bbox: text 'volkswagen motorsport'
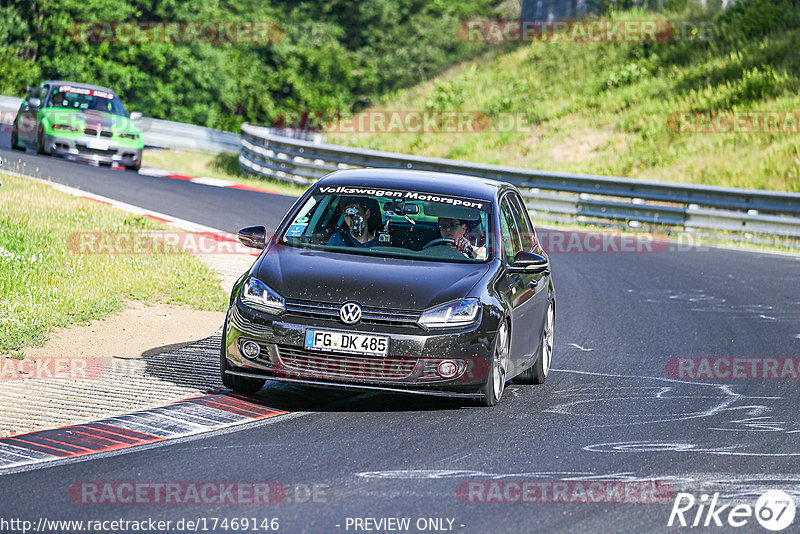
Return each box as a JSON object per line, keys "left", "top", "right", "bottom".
{"left": 222, "top": 169, "right": 555, "bottom": 406}
{"left": 10, "top": 80, "right": 144, "bottom": 170}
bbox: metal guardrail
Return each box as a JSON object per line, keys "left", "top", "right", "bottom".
{"left": 135, "top": 117, "right": 239, "bottom": 153}
{"left": 240, "top": 122, "right": 800, "bottom": 238}
{"left": 0, "top": 95, "right": 240, "bottom": 153}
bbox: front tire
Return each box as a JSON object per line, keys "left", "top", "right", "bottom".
{"left": 10, "top": 126, "right": 23, "bottom": 151}
{"left": 36, "top": 126, "right": 46, "bottom": 155}
{"left": 475, "top": 320, "right": 510, "bottom": 407}
{"left": 220, "top": 319, "right": 266, "bottom": 395}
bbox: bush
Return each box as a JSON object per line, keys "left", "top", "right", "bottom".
{"left": 1, "top": 0, "right": 499, "bottom": 130}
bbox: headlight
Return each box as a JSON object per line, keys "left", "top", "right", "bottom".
{"left": 51, "top": 124, "right": 78, "bottom": 132}
{"left": 119, "top": 133, "right": 139, "bottom": 140}
{"left": 418, "top": 298, "right": 480, "bottom": 329}
{"left": 241, "top": 277, "right": 285, "bottom": 314}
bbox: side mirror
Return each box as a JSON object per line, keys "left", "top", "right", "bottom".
{"left": 238, "top": 225, "right": 268, "bottom": 249}
{"left": 28, "top": 98, "right": 41, "bottom": 109}
{"left": 129, "top": 111, "right": 143, "bottom": 121}
{"left": 509, "top": 251, "right": 549, "bottom": 273}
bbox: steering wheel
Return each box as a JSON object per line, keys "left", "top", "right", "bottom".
{"left": 422, "top": 237, "right": 454, "bottom": 249}
{"left": 422, "top": 237, "right": 476, "bottom": 258}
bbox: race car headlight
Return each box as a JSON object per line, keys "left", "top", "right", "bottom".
{"left": 119, "top": 133, "right": 139, "bottom": 140}
{"left": 418, "top": 298, "right": 480, "bottom": 329}
{"left": 51, "top": 124, "right": 78, "bottom": 132}
{"left": 241, "top": 277, "right": 285, "bottom": 314}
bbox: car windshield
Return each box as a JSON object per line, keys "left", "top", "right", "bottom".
{"left": 281, "top": 186, "right": 493, "bottom": 263}
{"left": 48, "top": 86, "right": 129, "bottom": 117}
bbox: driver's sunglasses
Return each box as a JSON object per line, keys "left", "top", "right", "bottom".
{"left": 438, "top": 222, "right": 463, "bottom": 230}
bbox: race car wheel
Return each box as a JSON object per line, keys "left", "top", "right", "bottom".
{"left": 517, "top": 298, "right": 554, "bottom": 384}
{"left": 476, "top": 320, "right": 509, "bottom": 407}
{"left": 220, "top": 319, "right": 266, "bottom": 395}
{"left": 10, "top": 127, "right": 23, "bottom": 151}
{"left": 35, "top": 126, "right": 46, "bottom": 155}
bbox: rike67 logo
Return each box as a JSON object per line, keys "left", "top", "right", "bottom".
{"left": 668, "top": 490, "right": 796, "bottom": 531}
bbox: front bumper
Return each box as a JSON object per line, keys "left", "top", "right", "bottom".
{"left": 45, "top": 133, "right": 142, "bottom": 167}
{"left": 225, "top": 371, "right": 486, "bottom": 399}
{"left": 224, "top": 300, "right": 494, "bottom": 394}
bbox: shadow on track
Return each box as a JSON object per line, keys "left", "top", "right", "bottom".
{"left": 137, "top": 335, "right": 467, "bottom": 414}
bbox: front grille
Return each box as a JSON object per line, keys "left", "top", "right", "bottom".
{"left": 276, "top": 345, "right": 417, "bottom": 380}
{"left": 83, "top": 128, "right": 112, "bottom": 137}
{"left": 284, "top": 299, "right": 420, "bottom": 327}
{"left": 79, "top": 146, "right": 114, "bottom": 155}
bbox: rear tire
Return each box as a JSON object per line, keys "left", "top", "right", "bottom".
{"left": 475, "top": 320, "right": 509, "bottom": 407}
{"left": 220, "top": 319, "right": 266, "bottom": 395}
{"left": 517, "top": 299, "right": 554, "bottom": 384}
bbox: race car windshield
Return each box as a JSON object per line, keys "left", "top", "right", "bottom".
{"left": 49, "top": 88, "right": 129, "bottom": 117}
{"left": 281, "top": 189, "right": 493, "bottom": 263}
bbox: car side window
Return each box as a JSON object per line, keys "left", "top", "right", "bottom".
{"left": 508, "top": 193, "right": 538, "bottom": 252}
{"left": 499, "top": 197, "right": 523, "bottom": 265}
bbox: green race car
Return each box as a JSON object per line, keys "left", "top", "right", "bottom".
{"left": 11, "top": 80, "right": 144, "bottom": 171}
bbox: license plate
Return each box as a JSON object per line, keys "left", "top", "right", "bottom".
{"left": 86, "top": 140, "right": 109, "bottom": 150}
{"left": 304, "top": 329, "right": 389, "bottom": 356}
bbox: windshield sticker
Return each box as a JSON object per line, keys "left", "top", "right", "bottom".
{"left": 317, "top": 186, "right": 486, "bottom": 209}
{"left": 294, "top": 216, "right": 309, "bottom": 224}
{"left": 286, "top": 224, "right": 307, "bottom": 237}
{"left": 59, "top": 86, "right": 114, "bottom": 99}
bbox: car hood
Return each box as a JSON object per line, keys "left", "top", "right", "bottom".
{"left": 254, "top": 244, "right": 490, "bottom": 311}
{"left": 40, "top": 108, "right": 140, "bottom": 134}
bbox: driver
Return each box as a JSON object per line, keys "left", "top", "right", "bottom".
{"left": 437, "top": 217, "right": 485, "bottom": 259}
{"left": 327, "top": 197, "right": 383, "bottom": 248}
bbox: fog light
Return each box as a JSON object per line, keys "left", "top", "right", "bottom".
{"left": 437, "top": 360, "right": 459, "bottom": 378}
{"left": 241, "top": 340, "right": 261, "bottom": 359}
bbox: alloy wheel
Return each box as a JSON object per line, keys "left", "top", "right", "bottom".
{"left": 493, "top": 321, "right": 509, "bottom": 402}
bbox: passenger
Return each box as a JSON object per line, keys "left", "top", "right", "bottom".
{"left": 327, "top": 197, "right": 383, "bottom": 248}
{"left": 51, "top": 92, "right": 65, "bottom": 108}
{"left": 437, "top": 217, "right": 486, "bottom": 259}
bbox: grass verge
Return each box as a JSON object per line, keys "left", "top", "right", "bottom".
{"left": 142, "top": 149, "right": 308, "bottom": 197}
{"left": 327, "top": 2, "right": 800, "bottom": 192}
{"left": 0, "top": 171, "right": 225, "bottom": 355}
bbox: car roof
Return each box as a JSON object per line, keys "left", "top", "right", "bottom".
{"left": 316, "top": 169, "right": 510, "bottom": 201}
{"left": 43, "top": 80, "right": 118, "bottom": 95}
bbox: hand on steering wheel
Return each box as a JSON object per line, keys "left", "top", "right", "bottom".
{"left": 452, "top": 237, "right": 476, "bottom": 258}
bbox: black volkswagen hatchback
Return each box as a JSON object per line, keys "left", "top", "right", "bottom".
{"left": 222, "top": 169, "right": 555, "bottom": 406}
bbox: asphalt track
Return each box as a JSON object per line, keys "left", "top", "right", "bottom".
{"left": 1, "top": 135, "right": 800, "bottom": 533}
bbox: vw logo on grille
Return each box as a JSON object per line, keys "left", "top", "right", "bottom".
{"left": 339, "top": 302, "right": 362, "bottom": 324}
